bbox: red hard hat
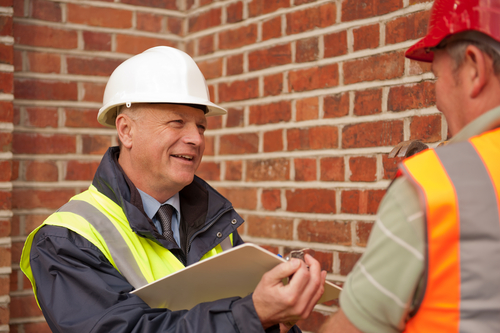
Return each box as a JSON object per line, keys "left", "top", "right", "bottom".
{"left": 405, "top": 0, "right": 500, "bottom": 62}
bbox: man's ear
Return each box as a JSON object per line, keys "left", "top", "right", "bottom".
{"left": 116, "top": 113, "right": 133, "bottom": 149}
{"left": 465, "top": 45, "right": 491, "bottom": 98}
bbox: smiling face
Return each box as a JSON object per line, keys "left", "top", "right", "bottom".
{"left": 118, "top": 103, "right": 207, "bottom": 202}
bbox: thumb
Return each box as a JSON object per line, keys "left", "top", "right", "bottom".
{"left": 266, "top": 258, "right": 302, "bottom": 281}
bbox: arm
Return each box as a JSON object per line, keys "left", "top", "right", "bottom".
{"left": 319, "top": 309, "right": 362, "bottom": 333}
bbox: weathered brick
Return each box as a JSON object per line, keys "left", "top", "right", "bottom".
{"left": 11, "top": 160, "right": 18, "bottom": 180}
{"left": 388, "top": 81, "right": 436, "bottom": 112}
{"left": 30, "top": 0, "right": 61, "bottom": 22}
{"left": 296, "top": 37, "right": 319, "bottom": 63}
{"left": 197, "top": 58, "right": 223, "bottom": 80}
{"left": 195, "top": 162, "right": 220, "bottom": 181}
{"left": 26, "top": 51, "right": 60, "bottom": 73}
{"left": 19, "top": 322, "right": 52, "bottom": 333}
{"left": 0, "top": 102, "right": 13, "bottom": 123}
{"left": 0, "top": 44, "right": 13, "bottom": 64}
{"left": 136, "top": 12, "right": 163, "bottom": 33}
{"left": 206, "top": 117, "right": 221, "bottom": 130}
{"left": 189, "top": 8, "right": 221, "bottom": 33}
{"left": 353, "top": 24, "right": 379, "bottom": 51}
{"left": 216, "top": 187, "right": 257, "bottom": 210}
{"left": 0, "top": 161, "right": 11, "bottom": 181}
{"left": 264, "top": 73, "right": 283, "bottom": 96}
{"left": 294, "top": 158, "right": 316, "bottom": 181}
{"left": 262, "top": 189, "right": 281, "bottom": 210}
{"left": 287, "top": 126, "right": 338, "bottom": 151}
{"left": 349, "top": 156, "right": 376, "bottom": 182}
{"left": 220, "top": 133, "right": 259, "bottom": 154}
{"left": 219, "top": 78, "right": 259, "bottom": 102}
{"left": 286, "top": 189, "right": 336, "bottom": 213}
{"left": 25, "top": 160, "right": 58, "bottom": 182}
{"left": 13, "top": 49, "right": 21, "bottom": 71}
{"left": 198, "top": 35, "right": 214, "bottom": 55}
{"left": 82, "top": 135, "right": 111, "bottom": 155}
{"left": 225, "top": 160, "right": 242, "bottom": 180}
{"left": 341, "top": 189, "right": 386, "bottom": 214}
{"left": 324, "top": 92, "right": 349, "bottom": 118}
{"left": 65, "top": 161, "right": 100, "bottom": 181}
{"left": 226, "top": 54, "right": 243, "bottom": 76}
{"left": 409, "top": 58, "right": 432, "bottom": 75}
{"left": 67, "top": 56, "right": 122, "bottom": 76}
{"left": 248, "top": 44, "right": 291, "bottom": 71}
{"left": 0, "top": 132, "right": 12, "bottom": 152}
{"left": 167, "top": 17, "right": 183, "bottom": 35}
{"left": 296, "top": 97, "right": 318, "bottom": 121}
{"left": 247, "top": 215, "right": 294, "bottom": 240}
{"left": 9, "top": 295, "right": 43, "bottom": 318}
{"left": 82, "top": 82, "right": 105, "bottom": 103}
{"left": 298, "top": 220, "right": 351, "bottom": 245}
{"left": 25, "top": 106, "right": 58, "bottom": 129}
{"left": 338, "top": 251, "right": 362, "bottom": 275}
{"left": 386, "top": 10, "right": 430, "bottom": 45}
{"left": 342, "top": 120, "right": 404, "bottom": 148}
{"left": 0, "top": 191, "right": 11, "bottom": 209}
{"left": 14, "top": 23, "right": 78, "bottom": 49}
{"left": 13, "top": 133, "right": 76, "bottom": 154}
{"left": 246, "top": 159, "right": 290, "bottom": 181}
{"left": 25, "top": 215, "right": 49, "bottom": 234}
{"left": 64, "top": 108, "right": 101, "bottom": 128}
{"left": 121, "top": 0, "right": 177, "bottom": 9}
{"left": 226, "top": 107, "right": 244, "bottom": 127}
{"left": 115, "top": 35, "right": 176, "bottom": 55}
{"left": 0, "top": 16, "right": 12, "bottom": 36}
{"left": 262, "top": 16, "right": 281, "bottom": 41}
{"left": 0, "top": 72, "right": 13, "bottom": 93}
{"left": 286, "top": 3, "right": 336, "bottom": 35}
{"left": 67, "top": 4, "right": 132, "bottom": 28}
{"left": 289, "top": 63, "right": 338, "bottom": 92}
{"left": 249, "top": 101, "right": 291, "bottom": 125}
{"left": 324, "top": 31, "right": 347, "bottom": 58}
{"left": 382, "top": 154, "right": 404, "bottom": 180}
{"left": 219, "top": 24, "right": 257, "bottom": 50}
{"left": 410, "top": 114, "right": 442, "bottom": 143}
{"left": 14, "top": 79, "right": 78, "bottom": 101}
{"left": 344, "top": 52, "right": 405, "bottom": 84}
{"left": 342, "top": 0, "right": 402, "bottom": 21}
{"left": 320, "top": 157, "right": 345, "bottom": 181}
{"left": 263, "top": 129, "right": 283, "bottom": 152}
{"left": 356, "top": 221, "right": 374, "bottom": 247}
{"left": 227, "top": 1, "right": 243, "bottom": 23}
{"left": 249, "top": 0, "right": 290, "bottom": 17}
{"left": 204, "top": 136, "right": 214, "bottom": 156}
{"left": 354, "top": 89, "right": 382, "bottom": 116}
{"left": 12, "top": 189, "right": 75, "bottom": 209}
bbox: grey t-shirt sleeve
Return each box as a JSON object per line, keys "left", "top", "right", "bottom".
{"left": 339, "top": 176, "right": 426, "bottom": 333}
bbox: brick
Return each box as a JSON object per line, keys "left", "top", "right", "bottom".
{"left": 294, "top": 0, "right": 316, "bottom": 4}
{"left": 226, "top": 107, "right": 244, "bottom": 127}
{"left": 262, "top": 16, "right": 281, "bottom": 41}
{"left": 264, "top": 73, "right": 283, "bottom": 96}
{"left": 220, "top": 133, "right": 259, "bottom": 154}
{"left": 296, "top": 97, "right": 318, "bottom": 121}
{"left": 12, "top": 189, "right": 74, "bottom": 209}
{"left": 246, "top": 159, "right": 290, "bottom": 181}
{"left": 0, "top": 161, "right": 11, "bottom": 181}
{"left": 410, "top": 114, "right": 442, "bottom": 143}
{"left": 82, "top": 82, "right": 105, "bottom": 103}
{"left": 219, "top": 78, "right": 259, "bottom": 102}
{"left": 67, "top": 4, "right": 132, "bottom": 28}
{"left": 25, "top": 161, "right": 58, "bottom": 182}
{"left": 205, "top": 118, "right": 220, "bottom": 132}
{"left": 356, "top": 221, "right": 374, "bottom": 247}
{"left": 249, "top": 0, "right": 290, "bottom": 17}
{"left": 13, "top": 49, "right": 21, "bottom": 71}
{"left": 67, "top": 56, "right": 123, "bottom": 76}
{"left": 341, "top": 189, "right": 386, "bottom": 214}
{"left": 349, "top": 156, "right": 376, "bottom": 182}
{"left": 82, "top": 135, "right": 111, "bottom": 155}
{"left": 263, "top": 129, "right": 283, "bottom": 152}
{"left": 204, "top": 136, "right": 214, "bottom": 156}
{"left": 13, "top": 133, "right": 76, "bottom": 154}
{"left": 198, "top": 35, "right": 214, "bottom": 55}
{"left": 0, "top": 72, "right": 13, "bottom": 93}
{"left": 388, "top": 81, "right": 436, "bottom": 112}
{"left": 296, "top": 37, "right": 319, "bottom": 63}
{"left": 386, "top": 10, "right": 429, "bottom": 45}
{"left": 136, "top": 12, "right": 163, "bottom": 33}
{"left": 198, "top": 58, "right": 223, "bottom": 80}
{"left": 0, "top": 44, "right": 13, "bottom": 64}
{"left": 115, "top": 35, "right": 176, "bottom": 55}
{"left": 324, "top": 31, "right": 348, "bottom": 58}
{"left": 167, "top": 17, "right": 183, "bottom": 35}
{"left": 320, "top": 157, "right": 344, "bottom": 181}
{"left": 286, "top": 189, "right": 336, "bottom": 213}
{"left": 20, "top": 322, "right": 52, "bottom": 333}
{"left": 339, "top": 252, "right": 362, "bottom": 275}
{"left": 249, "top": 101, "right": 291, "bottom": 125}
{"left": 247, "top": 215, "right": 293, "bottom": 240}
{"left": 0, "top": 102, "right": 13, "bottom": 122}
{"left": 225, "top": 160, "right": 242, "bottom": 180}
{"left": 13, "top": 0, "right": 23, "bottom": 17}
{"left": 248, "top": 44, "right": 291, "bottom": 71}
{"left": 324, "top": 92, "right": 349, "bottom": 118}
{"left": 219, "top": 24, "right": 257, "bottom": 50}
{"left": 286, "top": 3, "right": 336, "bottom": 35}
{"left": 287, "top": 126, "right": 338, "bottom": 151}
{"left": 26, "top": 51, "right": 60, "bottom": 73}
{"left": 409, "top": 59, "right": 432, "bottom": 75}
{"left": 382, "top": 154, "right": 404, "bottom": 180}
{"left": 30, "top": 0, "right": 61, "bottom": 22}
{"left": 294, "top": 158, "right": 316, "bottom": 181}
{"left": 342, "top": 0, "right": 402, "bottom": 22}
{"left": 196, "top": 162, "right": 220, "bottom": 181}
{"left": 25, "top": 214, "right": 49, "bottom": 234}
{"left": 226, "top": 54, "right": 243, "bottom": 76}
{"left": 11, "top": 160, "right": 18, "bottom": 180}
{"left": 296, "top": 311, "right": 330, "bottom": 333}
{"left": 121, "top": 0, "right": 177, "bottom": 9}
{"left": 0, "top": 275, "right": 8, "bottom": 294}
{"left": 0, "top": 191, "right": 11, "bottom": 209}
{"left": 344, "top": 52, "right": 405, "bottom": 84}
{"left": 298, "top": 220, "right": 351, "bottom": 245}
{"left": 354, "top": 89, "right": 382, "bottom": 116}
{"left": 289, "top": 63, "right": 338, "bottom": 92}
{"left": 14, "top": 23, "right": 78, "bottom": 49}
{"left": 10, "top": 295, "right": 43, "bottom": 318}
{"left": 353, "top": 24, "right": 379, "bottom": 51}
{"left": 1, "top": 0, "right": 13, "bottom": 6}
{"left": 0, "top": 132, "right": 12, "bottom": 152}
{"left": 188, "top": 8, "right": 221, "bottom": 33}
{"left": 227, "top": 1, "right": 243, "bottom": 23}
{"left": 342, "top": 120, "right": 404, "bottom": 148}
{"left": 64, "top": 108, "right": 101, "bottom": 128}
{"left": 0, "top": 246, "right": 11, "bottom": 267}
{"left": 0, "top": 16, "right": 12, "bottom": 36}
{"left": 262, "top": 189, "right": 281, "bottom": 210}
{"left": 186, "top": 0, "right": 195, "bottom": 9}
{"left": 14, "top": 79, "right": 77, "bottom": 101}
{"left": 65, "top": 161, "right": 99, "bottom": 181}
{"left": 216, "top": 187, "right": 257, "bottom": 210}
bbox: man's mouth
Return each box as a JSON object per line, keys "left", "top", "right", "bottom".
{"left": 172, "top": 154, "right": 194, "bottom": 161}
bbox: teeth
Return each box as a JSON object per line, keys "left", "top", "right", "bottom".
{"left": 174, "top": 155, "right": 193, "bottom": 160}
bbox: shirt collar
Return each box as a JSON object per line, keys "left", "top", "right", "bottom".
{"left": 137, "top": 189, "right": 181, "bottom": 220}
{"left": 450, "top": 105, "right": 500, "bottom": 143}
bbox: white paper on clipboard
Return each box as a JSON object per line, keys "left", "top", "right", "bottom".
{"left": 131, "top": 243, "right": 342, "bottom": 311}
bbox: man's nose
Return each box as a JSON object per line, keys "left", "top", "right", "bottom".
{"left": 183, "top": 123, "right": 204, "bottom": 146}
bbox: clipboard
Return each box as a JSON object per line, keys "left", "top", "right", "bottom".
{"left": 131, "top": 243, "right": 342, "bottom": 311}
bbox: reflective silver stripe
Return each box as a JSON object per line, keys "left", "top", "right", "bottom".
{"left": 220, "top": 236, "right": 232, "bottom": 251}
{"left": 436, "top": 142, "right": 500, "bottom": 332}
{"left": 57, "top": 200, "right": 149, "bottom": 289}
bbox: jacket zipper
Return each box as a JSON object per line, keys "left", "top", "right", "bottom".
{"left": 187, "top": 206, "right": 235, "bottom": 252}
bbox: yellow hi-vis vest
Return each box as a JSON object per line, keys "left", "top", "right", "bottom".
{"left": 20, "top": 184, "right": 233, "bottom": 307}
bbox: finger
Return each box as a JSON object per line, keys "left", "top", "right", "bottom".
{"left": 264, "top": 258, "right": 302, "bottom": 284}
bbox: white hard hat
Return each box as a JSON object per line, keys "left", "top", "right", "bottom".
{"left": 98, "top": 46, "right": 227, "bottom": 128}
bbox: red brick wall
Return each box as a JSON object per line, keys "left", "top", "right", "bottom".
{"left": 4, "top": 0, "right": 440, "bottom": 331}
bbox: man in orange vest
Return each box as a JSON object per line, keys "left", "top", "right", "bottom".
{"left": 320, "top": 0, "right": 500, "bottom": 332}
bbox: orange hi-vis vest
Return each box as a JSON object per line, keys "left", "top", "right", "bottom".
{"left": 400, "top": 127, "right": 500, "bottom": 332}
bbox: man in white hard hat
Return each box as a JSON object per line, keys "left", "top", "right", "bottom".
{"left": 319, "top": 0, "right": 500, "bottom": 332}
{"left": 20, "top": 46, "right": 326, "bottom": 333}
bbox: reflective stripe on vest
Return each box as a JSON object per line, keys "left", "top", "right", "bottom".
{"left": 402, "top": 128, "right": 500, "bottom": 332}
